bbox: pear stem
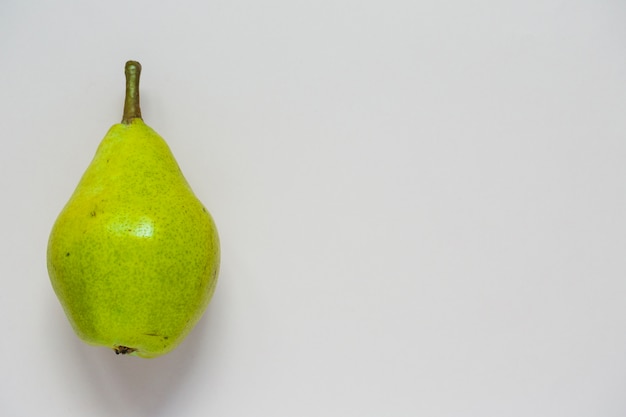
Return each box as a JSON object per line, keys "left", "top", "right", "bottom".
{"left": 122, "top": 60, "right": 142, "bottom": 124}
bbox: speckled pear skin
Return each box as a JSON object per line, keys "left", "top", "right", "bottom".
{"left": 47, "top": 118, "right": 220, "bottom": 358}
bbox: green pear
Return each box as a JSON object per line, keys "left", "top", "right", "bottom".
{"left": 47, "top": 61, "right": 220, "bottom": 358}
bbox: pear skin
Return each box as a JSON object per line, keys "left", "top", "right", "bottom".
{"left": 47, "top": 61, "right": 220, "bottom": 358}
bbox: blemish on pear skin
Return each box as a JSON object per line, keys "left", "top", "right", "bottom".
{"left": 143, "top": 333, "right": 168, "bottom": 340}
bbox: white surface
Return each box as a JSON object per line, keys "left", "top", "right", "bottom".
{"left": 1, "top": 0, "right": 626, "bottom": 415}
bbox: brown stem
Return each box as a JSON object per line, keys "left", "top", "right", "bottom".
{"left": 122, "top": 60, "right": 142, "bottom": 124}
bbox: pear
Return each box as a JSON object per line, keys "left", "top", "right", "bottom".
{"left": 47, "top": 61, "right": 220, "bottom": 358}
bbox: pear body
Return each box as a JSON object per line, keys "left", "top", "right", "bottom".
{"left": 47, "top": 119, "right": 219, "bottom": 358}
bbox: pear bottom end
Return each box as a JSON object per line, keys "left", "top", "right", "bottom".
{"left": 114, "top": 346, "right": 137, "bottom": 355}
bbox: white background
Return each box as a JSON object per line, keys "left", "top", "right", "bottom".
{"left": 1, "top": 1, "right": 626, "bottom": 416}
